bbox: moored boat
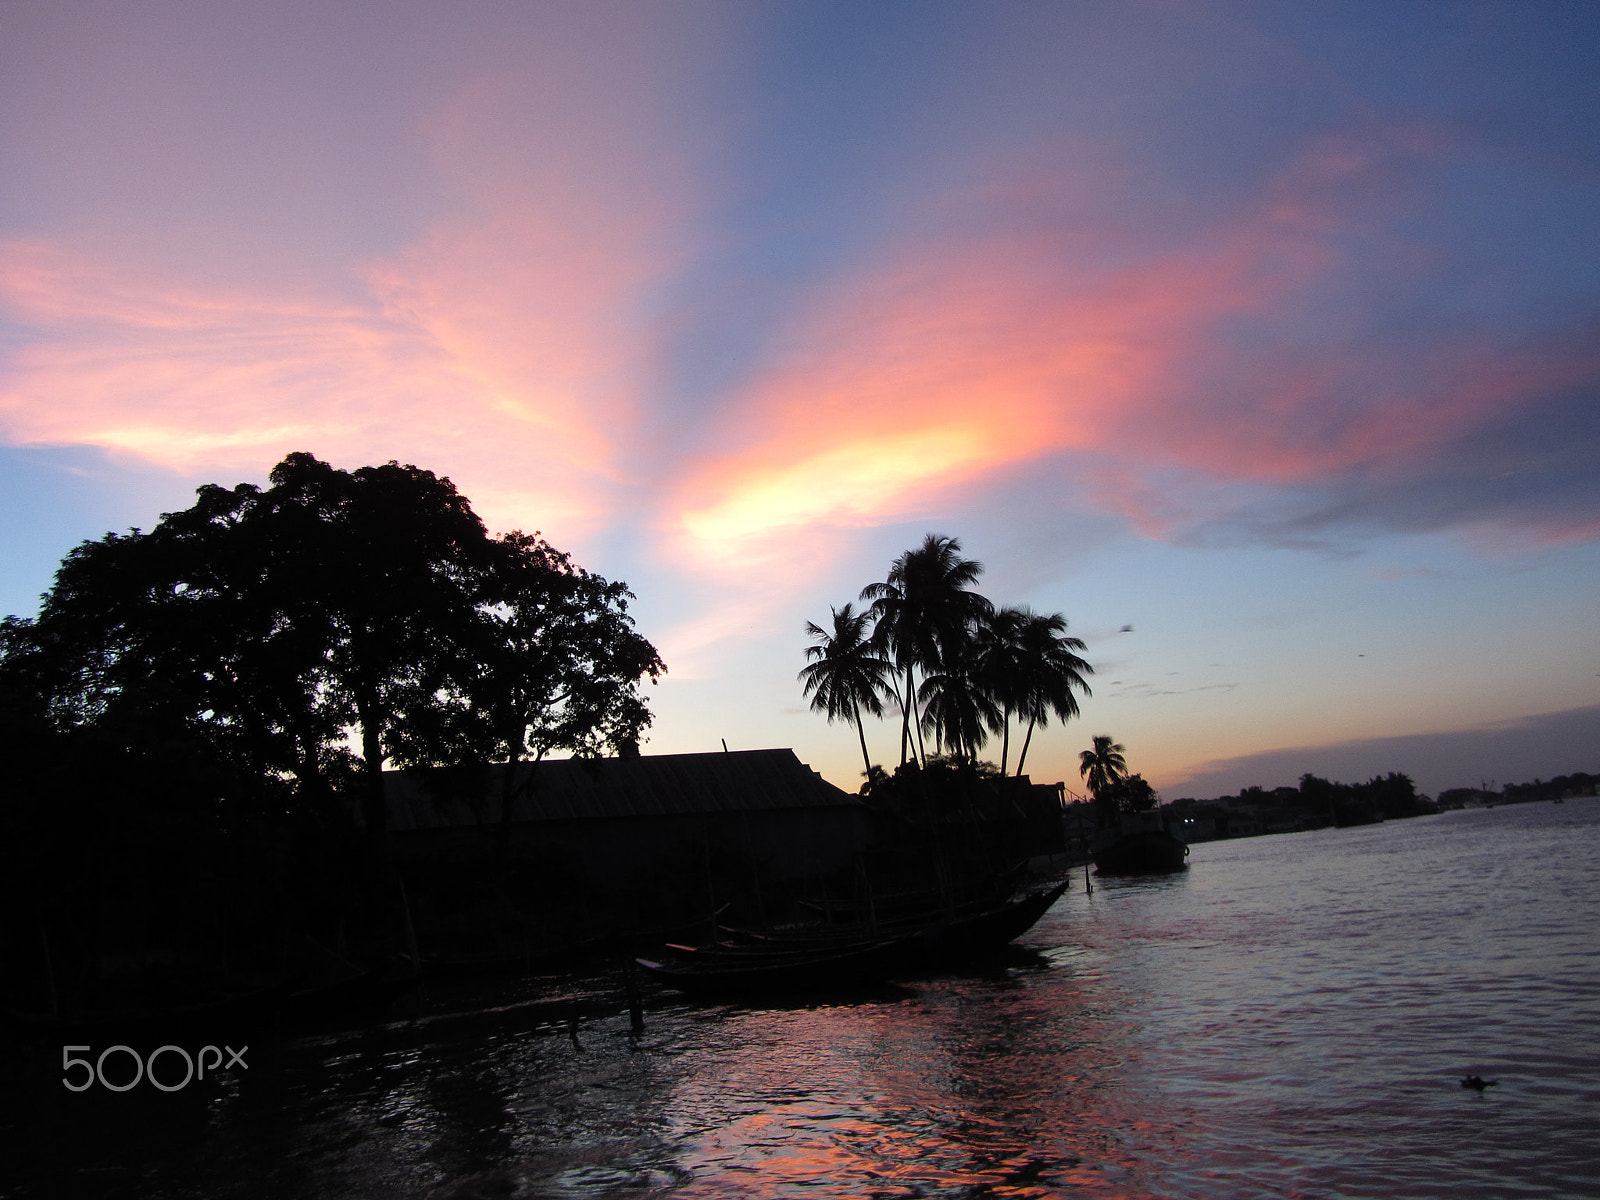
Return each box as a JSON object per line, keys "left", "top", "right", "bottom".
{"left": 1092, "top": 829, "right": 1189, "bottom": 874}
{"left": 637, "top": 880, "right": 1069, "bottom": 994}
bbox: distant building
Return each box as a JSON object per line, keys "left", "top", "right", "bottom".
{"left": 1172, "top": 816, "right": 1217, "bottom": 843}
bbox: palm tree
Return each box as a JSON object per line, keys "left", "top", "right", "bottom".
{"left": 972, "top": 605, "right": 1027, "bottom": 773}
{"left": 799, "top": 602, "right": 893, "bottom": 778}
{"left": 860, "top": 534, "right": 991, "bottom": 766}
{"left": 1009, "top": 610, "right": 1093, "bottom": 778}
{"left": 917, "top": 643, "right": 1001, "bottom": 763}
{"left": 1079, "top": 735, "right": 1127, "bottom": 798}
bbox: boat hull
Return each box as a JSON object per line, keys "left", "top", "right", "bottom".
{"left": 1093, "top": 830, "right": 1189, "bottom": 874}
{"left": 638, "top": 881, "right": 1070, "bottom": 994}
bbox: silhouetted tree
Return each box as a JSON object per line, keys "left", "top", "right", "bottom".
{"left": 1080, "top": 735, "right": 1128, "bottom": 827}
{"left": 860, "top": 535, "right": 991, "bottom": 766}
{"left": 918, "top": 641, "right": 1000, "bottom": 763}
{"left": 1105, "top": 773, "right": 1158, "bottom": 813}
{"left": 256, "top": 453, "right": 496, "bottom": 842}
{"left": 456, "top": 530, "right": 665, "bottom": 850}
{"left": 1, "top": 481, "right": 335, "bottom": 816}
{"left": 1079, "top": 735, "right": 1128, "bottom": 796}
{"left": 799, "top": 602, "right": 892, "bottom": 779}
{"left": 971, "top": 605, "right": 1027, "bottom": 772}
{"left": 1, "top": 453, "right": 664, "bottom": 845}
{"left": 1007, "top": 610, "right": 1092, "bottom": 779}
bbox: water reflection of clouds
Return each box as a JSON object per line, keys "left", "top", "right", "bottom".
{"left": 646, "top": 957, "right": 1177, "bottom": 1198}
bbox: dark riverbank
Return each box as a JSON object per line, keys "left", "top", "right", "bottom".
{"left": 5, "top": 798, "right": 1597, "bottom": 1199}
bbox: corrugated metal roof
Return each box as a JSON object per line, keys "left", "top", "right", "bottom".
{"left": 386, "top": 748, "right": 862, "bottom": 832}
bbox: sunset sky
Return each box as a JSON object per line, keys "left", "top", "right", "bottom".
{"left": 3, "top": 1, "right": 1597, "bottom": 798}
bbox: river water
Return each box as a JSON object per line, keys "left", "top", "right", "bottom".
{"left": 8, "top": 798, "right": 1599, "bottom": 1199}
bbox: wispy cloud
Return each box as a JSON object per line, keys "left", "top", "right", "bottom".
{"left": 0, "top": 236, "right": 619, "bottom": 535}
{"left": 670, "top": 123, "right": 1600, "bottom": 571}
{"left": 0, "top": 14, "right": 720, "bottom": 546}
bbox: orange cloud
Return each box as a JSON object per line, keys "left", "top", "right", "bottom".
{"left": 671, "top": 126, "right": 1596, "bottom": 566}
{"left": 671, "top": 191, "right": 1307, "bottom": 568}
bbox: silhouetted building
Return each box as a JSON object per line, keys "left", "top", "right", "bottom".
{"left": 388, "top": 748, "right": 870, "bottom": 880}
{"left": 384, "top": 749, "right": 875, "bottom": 952}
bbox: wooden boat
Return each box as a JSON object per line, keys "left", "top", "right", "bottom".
{"left": 637, "top": 880, "right": 1069, "bottom": 994}
{"left": 1092, "top": 830, "right": 1189, "bottom": 875}
{"left": 637, "top": 937, "right": 906, "bottom": 993}
{"left": 916, "top": 881, "right": 1069, "bottom": 957}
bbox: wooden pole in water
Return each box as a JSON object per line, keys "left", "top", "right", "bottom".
{"left": 703, "top": 820, "right": 718, "bottom": 943}
{"left": 625, "top": 957, "right": 644, "bottom": 1033}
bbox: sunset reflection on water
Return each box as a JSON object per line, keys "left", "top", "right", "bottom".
{"left": 646, "top": 949, "right": 1173, "bottom": 1199}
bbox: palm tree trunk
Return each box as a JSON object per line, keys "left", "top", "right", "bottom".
{"left": 1015, "top": 716, "right": 1038, "bottom": 778}
{"left": 852, "top": 698, "right": 873, "bottom": 779}
{"left": 901, "top": 664, "right": 916, "bottom": 766}
{"left": 1000, "top": 712, "right": 1011, "bottom": 776}
{"left": 909, "top": 667, "right": 928, "bottom": 766}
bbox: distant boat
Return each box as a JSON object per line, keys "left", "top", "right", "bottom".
{"left": 1093, "top": 829, "right": 1189, "bottom": 875}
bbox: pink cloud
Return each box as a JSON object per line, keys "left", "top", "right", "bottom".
{"left": 671, "top": 126, "right": 1600, "bottom": 564}
{"left": 0, "top": 236, "right": 615, "bottom": 536}
{"left": 0, "top": 1, "right": 743, "bottom": 551}
{"left": 0, "top": 45, "right": 716, "bottom": 547}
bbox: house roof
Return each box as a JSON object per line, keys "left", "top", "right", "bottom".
{"left": 385, "top": 748, "right": 862, "bottom": 832}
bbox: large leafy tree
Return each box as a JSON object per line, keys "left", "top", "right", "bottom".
{"left": 454, "top": 530, "right": 665, "bottom": 847}
{"left": 860, "top": 534, "right": 991, "bottom": 766}
{"left": 1112, "top": 773, "right": 1159, "bottom": 813}
{"left": 1, "top": 453, "right": 665, "bottom": 845}
{"left": 1, "top": 479, "right": 344, "bottom": 816}
{"left": 259, "top": 453, "right": 495, "bottom": 840}
{"left": 799, "top": 603, "right": 893, "bottom": 779}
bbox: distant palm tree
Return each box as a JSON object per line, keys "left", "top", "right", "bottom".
{"left": 1009, "top": 610, "right": 1093, "bottom": 778}
{"left": 1079, "top": 735, "right": 1128, "bottom": 798}
{"left": 860, "top": 534, "right": 991, "bottom": 766}
{"left": 799, "top": 602, "right": 893, "bottom": 778}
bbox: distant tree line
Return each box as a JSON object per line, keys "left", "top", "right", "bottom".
{"left": 1296, "top": 772, "right": 1428, "bottom": 825}
{"left": 799, "top": 534, "right": 1093, "bottom": 784}
{"left": 1166, "top": 771, "right": 1434, "bottom": 833}
{"left": 1439, "top": 772, "right": 1598, "bottom": 809}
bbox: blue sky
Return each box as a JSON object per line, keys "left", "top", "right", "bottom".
{"left": 3, "top": 1, "right": 1597, "bottom": 797}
